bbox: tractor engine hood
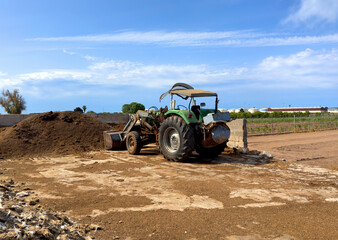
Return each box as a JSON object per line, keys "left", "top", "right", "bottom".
{"left": 203, "top": 112, "right": 231, "bottom": 124}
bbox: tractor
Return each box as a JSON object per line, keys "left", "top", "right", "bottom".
{"left": 103, "top": 83, "right": 231, "bottom": 161}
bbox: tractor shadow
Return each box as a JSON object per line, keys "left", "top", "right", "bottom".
{"left": 139, "top": 145, "right": 274, "bottom": 166}
{"left": 185, "top": 154, "right": 274, "bottom": 165}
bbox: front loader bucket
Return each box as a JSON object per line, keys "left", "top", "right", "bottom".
{"left": 103, "top": 130, "right": 125, "bottom": 150}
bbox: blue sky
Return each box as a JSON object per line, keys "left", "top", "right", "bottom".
{"left": 0, "top": 0, "right": 337, "bottom": 113}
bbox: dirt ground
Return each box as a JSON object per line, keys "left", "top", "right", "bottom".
{"left": 249, "top": 130, "right": 338, "bottom": 169}
{"left": 0, "top": 130, "right": 337, "bottom": 240}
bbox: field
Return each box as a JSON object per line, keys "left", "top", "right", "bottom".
{"left": 1, "top": 119, "right": 337, "bottom": 239}
{"left": 247, "top": 115, "right": 338, "bottom": 135}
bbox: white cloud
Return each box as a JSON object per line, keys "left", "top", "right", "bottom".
{"left": 284, "top": 0, "right": 338, "bottom": 24}
{"left": 29, "top": 30, "right": 259, "bottom": 44}
{"left": 28, "top": 31, "right": 338, "bottom": 47}
{"left": 0, "top": 75, "right": 23, "bottom": 89}
{"left": 18, "top": 70, "right": 93, "bottom": 82}
{"left": 1, "top": 48, "right": 337, "bottom": 98}
{"left": 87, "top": 60, "right": 241, "bottom": 88}
{"left": 253, "top": 48, "right": 338, "bottom": 87}
{"left": 62, "top": 49, "right": 98, "bottom": 61}
{"left": 238, "top": 34, "right": 338, "bottom": 47}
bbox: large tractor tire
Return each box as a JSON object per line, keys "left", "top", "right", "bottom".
{"left": 197, "top": 142, "right": 227, "bottom": 158}
{"left": 159, "top": 116, "right": 195, "bottom": 162}
{"left": 126, "top": 131, "right": 142, "bottom": 155}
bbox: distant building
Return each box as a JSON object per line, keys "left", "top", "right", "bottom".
{"left": 248, "top": 108, "right": 259, "bottom": 113}
{"left": 233, "top": 108, "right": 248, "bottom": 113}
{"left": 265, "top": 107, "right": 328, "bottom": 113}
{"left": 328, "top": 107, "right": 338, "bottom": 114}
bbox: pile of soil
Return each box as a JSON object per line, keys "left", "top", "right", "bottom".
{"left": 0, "top": 111, "right": 112, "bottom": 159}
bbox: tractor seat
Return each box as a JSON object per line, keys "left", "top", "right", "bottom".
{"left": 191, "top": 105, "right": 201, "bottom": 120}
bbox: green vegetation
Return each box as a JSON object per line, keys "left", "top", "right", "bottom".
{"left": 0, "top": 89, "right": 26, "bottom": 114}
{"left": 230, "top": 111, "right": 312, "bottom": 119}
{"left": 73, "top": 107, "right": 83, "bottom": 113}
{"left": 246, "top": 114, "right": 338, "bottom": 136}
{"left": 122, "top": 102, "right": 145, "bottom": 114}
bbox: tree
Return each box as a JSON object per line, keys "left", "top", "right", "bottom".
{"left": 122, "top": 104, "right": 130, "bottom": 113}
{"left": 122, "top": 102, "right": 145, "bottom": 114}
{"left": 82, "top": 105, "right": 87, "bottom": 113}
{"left": 74, "top": 107, "right": 83, "bottom": 113}
{"left": 0, "top": 89, "right": 26, "bottom": 114}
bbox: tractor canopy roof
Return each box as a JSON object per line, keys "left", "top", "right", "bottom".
{"left": 160, "top": 82, "right": 217, "bottom": 101}
{"left": 170, "top": 89, "right": 217, "bottom": 97}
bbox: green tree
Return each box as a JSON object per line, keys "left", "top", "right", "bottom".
{"left": 82, "top": 105, "right": 87, "bottom": 113}
{"left": 0, "top": 89, "right": 26, "bottom": 114}
{"left": 122, "top": 102, "right": 145, "bottom": 114}
{"left": 122, "top": 104, "right": 131, "bottom": 113}
{"left": 74, "top": 107, "right": 83, "bottom": 113}
{"left": 87, "top": 110, "right": 96, "bottom": 114}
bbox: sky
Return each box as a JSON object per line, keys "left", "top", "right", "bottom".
{"left": 0, "top": 0, "right": 338, "bottom": 113}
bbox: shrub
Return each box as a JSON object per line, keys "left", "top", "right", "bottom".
{"left": 0, "top": 89, "right": 26, "bottom": 114}
{"left": 73, "top": 107, "right": 83, "bottom": 113}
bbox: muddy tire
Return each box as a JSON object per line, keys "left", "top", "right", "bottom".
{"left": 159, "top": 116, "right": 195, "bottom": 162}
{"left": 197, "top": 142, "right": 227, "bottom": 158}
{"left": 126, "top": 131, "right": 142, "bottom": 155}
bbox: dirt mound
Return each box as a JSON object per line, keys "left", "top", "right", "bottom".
{"left": 0, "top": 111, "right": 112, "bottom": 159}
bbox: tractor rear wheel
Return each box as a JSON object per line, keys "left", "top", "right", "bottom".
{"left": 159, "top": 116, "right": 195, "bottom": 161}
{"left": 126, "top": 131, "right": 142, "bottom": 155}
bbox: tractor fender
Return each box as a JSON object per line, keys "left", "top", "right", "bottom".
{"left": 164, "top": 110, "right": 198, "bottom": 124}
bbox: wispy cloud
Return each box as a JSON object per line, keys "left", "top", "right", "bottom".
{"left": 18, "top": 70, "right": 93, "bottom": 82}
{"left": 63, "top": 49, "right": 98, "bottom": 61}
{"left": 284, "top": 0, "right": 338, "bottom": 25}
{"left": 253, "top": 48, "right": 338, "bottom": 87}
{"left": 29, "top": 30, "right": 259, "bottom": 44}
{"left": 1, "top": 48, "right": 337, "bottom": 98}
{"left": 28, "top": 31, "right": 338, "bottom": 47}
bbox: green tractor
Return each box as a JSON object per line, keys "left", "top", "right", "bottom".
{"left": 104, "top": 83, "right": 231, "bottom": 161}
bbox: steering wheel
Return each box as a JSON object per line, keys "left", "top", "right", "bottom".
{"left": 177, "top": 105, "right": 188, "bottom": 110}
{"left": 147, "top": 106, "right": 158, "bottom": 113}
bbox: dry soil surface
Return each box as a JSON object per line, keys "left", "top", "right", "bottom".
{"left": 0, "top": 130, "right": 337, "bottom": 240}
{"left": 249, "top": 130, "right": 338, "bottom": 169}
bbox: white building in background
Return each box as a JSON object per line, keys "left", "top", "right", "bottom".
{"left": 248, "top": 108, "right": 259, "bottom": 113}
{"left": 218, "top": 109, "right": 229, "bottom": 113}
{"left": 328, "top": 107, "right": 338, "bottom": 114}
{"left": 234, "top": 108, "right": 248, "bottom": 113}
{"left": 264, "top": 107, "right": 328, "bottom": 113}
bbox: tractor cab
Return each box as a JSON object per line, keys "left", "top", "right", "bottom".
{"left": 159, "top": 83, "right": 231, "bottom": 124}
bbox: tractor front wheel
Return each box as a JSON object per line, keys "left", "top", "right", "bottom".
{"left": 126, "top": 131, "right": 142, "bottom": 155}
{"left": 159, "top": 116, "right": 195, "bottom": 162}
